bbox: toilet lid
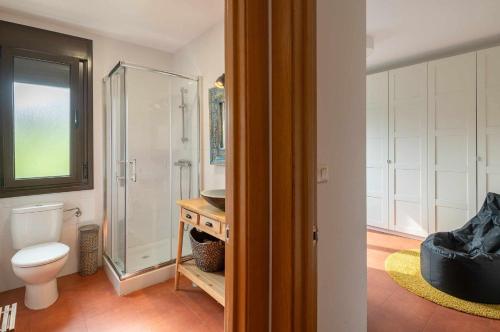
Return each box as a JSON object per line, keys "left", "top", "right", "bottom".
{"left": 11, "top": 242, "right": 69, "bottom": 268}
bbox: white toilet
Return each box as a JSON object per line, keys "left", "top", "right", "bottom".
{"left": 10, "top": 203, "right": 69, "bottom": 310}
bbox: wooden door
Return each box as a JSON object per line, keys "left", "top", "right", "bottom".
{"left": 388, "top": 64, "right": 428, "bottom": 236}
{"left": 478, "top": 47, "right": 500, "bottom": 204}
{"left": 225, "top": 0, "right": 316, "bottom": 330}
{"left": 366, "top": 72, "right": 389, "bottom": 229}
{"left": 428, "top": 52, "right": 477, "bottom": 233}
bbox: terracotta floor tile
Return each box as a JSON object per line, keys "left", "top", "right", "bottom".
{"left": 367, "top": 279, "right": 395, "bottom": 308}
{"left": 5, "top": 229, "right": 498, "bottom": 332}
{"left": 0, "top": 270, "right": 223, "bottom": 332}
{"left": 148, "top": 309, "right": 213, "bottom": 332}
{"left": 85, "top": 307, "right": 151, "bottom": 332}
{"left": 489, "top": 319, "right": 500, "bottom": 331}
{"left": 0, "top": 287, "right": 28, "bottom": 312}
{"left": 34, "top": 315, "right": 87, "bottom": 332}
{"left": 368, "top": 230, "right": 500, "bottom": 332}
{"left": 368, "top": 307, "right": 423, "bottom": 332}
{"left": 11, "top": 309, "right": 32, "bottom": 332}
{"left": 367, "top": 267, "right": 399, "bottom": 292}
{"left": 175, "top": 286, "right": 225, "bottom": 332}
{"left": 423, "top": 306, "right": 492, "bottom": 332}
{"left": 383, "top": 287, "right": 436, "bottom": 327}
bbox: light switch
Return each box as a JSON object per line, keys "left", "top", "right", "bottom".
{"left": 317, "top": 165, "right": 329, "bottom": 183}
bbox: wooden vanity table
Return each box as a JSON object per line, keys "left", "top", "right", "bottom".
{"left": 174, "top": 198, "right": 226, "bottom": 306}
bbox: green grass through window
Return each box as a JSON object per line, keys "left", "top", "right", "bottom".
{"left": 14, "top": 82, "right": 70, "bottom": 179}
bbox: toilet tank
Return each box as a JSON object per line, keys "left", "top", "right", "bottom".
{"left": 11, "top": 203, "right": 64, "bottom": 250}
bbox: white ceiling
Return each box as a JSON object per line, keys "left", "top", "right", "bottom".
{"left": 0, "top": 0, "right": 224, "bottom": 53}
{"left": 367, "top": 0, "right": 500, "bottom": 71}
{"left": 3, "top": 1, "right": 499, "bottom": 66}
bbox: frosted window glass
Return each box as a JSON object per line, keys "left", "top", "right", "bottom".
{"left": 14, "top": 80, "right": 71, "bottom": 179}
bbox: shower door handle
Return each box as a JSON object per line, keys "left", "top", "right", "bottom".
{"left": 129, "top": 159, "right": 137, "bottom": 182}
{"left": 116, "top": 160, "right": 126, "bottom": 183}
{"left": 115, "top": 175, "right": 126, "bottom": 185}
{"left": 116, "top": 160, "right": 136, "bottom": 182}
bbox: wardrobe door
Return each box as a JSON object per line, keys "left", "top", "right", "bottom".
{"left": 428, "top": 52, "right": 476, "bottom": 233}
{"left": 478, "top": 47, "right": 500, "bottom": 203}
{"left": 366, "top": 72, "right": 389, "bottom": 229}
{"left": 388, "top": 64, "right": 428, "bottom": 236}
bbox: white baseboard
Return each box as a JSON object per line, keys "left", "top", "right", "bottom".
{"left": 367, "top": 225, "right": 426, "bottom": 241}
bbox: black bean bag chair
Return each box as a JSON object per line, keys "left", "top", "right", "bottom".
{"left": 420, "top": 192, "right": 500, "bottom": 304}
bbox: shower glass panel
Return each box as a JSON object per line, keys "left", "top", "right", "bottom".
{"left": 105, "top": 66, "right": 127, "bottom": 275}
{"left": 104, "top": 63, "right": 199, "bottom": 278}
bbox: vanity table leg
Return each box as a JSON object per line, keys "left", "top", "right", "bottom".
{"left": 174, "top": 219, "right": 185, "bottom": 290}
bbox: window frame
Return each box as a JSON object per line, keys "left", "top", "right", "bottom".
{"left": 0, "top": 20, "right": 93, "bottom": 198}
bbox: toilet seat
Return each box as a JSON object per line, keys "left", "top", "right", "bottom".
{"left": 11, "top": 242, "right": 69, "bottom": 268}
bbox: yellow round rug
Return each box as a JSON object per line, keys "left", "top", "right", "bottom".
{"left": 385, "top": 248, "right": 500, "bottom": 319}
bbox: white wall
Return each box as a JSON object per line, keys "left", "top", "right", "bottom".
{"left": 367, "top": 0, "right": 500, "bottom": 71}
{"left": 172, "top": 21, "right": 225, "bottom": 190}
{"left": 0, "top": 10, "right": 173, "bottom": 292}
{"left": 317, "top": 0, "right": 367, "bottom": 331}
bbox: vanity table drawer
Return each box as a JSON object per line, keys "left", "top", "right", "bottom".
{"left": 181, "top": 209, "right": 199, "bottom": 225}
{"left": 199, "top": 216, "right": 221, "bottom": 234}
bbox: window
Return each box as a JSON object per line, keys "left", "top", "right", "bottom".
{"left": 0, "top": 21, "right": 93, "bottom": 197}
{"left": 14, "top": 57, "right": 71, "bottom": 179}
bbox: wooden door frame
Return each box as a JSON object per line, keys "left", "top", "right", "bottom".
{"left": 271, "top": 0, "right": 317, "bottom": 330}
{"left": 225, "top": 0, "right": 317, "bottom": 330}
{"left": 225, "top": 0, "right": 270, "bottom": 330}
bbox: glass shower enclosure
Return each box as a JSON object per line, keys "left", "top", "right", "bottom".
{"left": 103, "top": 62, "right": 199, "bottom": 279}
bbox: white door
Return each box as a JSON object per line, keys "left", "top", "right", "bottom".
{"left": 388, "top": 64, "right": 428, "bottom": 236}
{"left": 428, "top": 53, "right": 476, "bottom": 233}
{"left": 478, "top": 47, "right": 500, "bottom": 204}
{"left": 366, "top": 72, "right": 389, "bottom": 229}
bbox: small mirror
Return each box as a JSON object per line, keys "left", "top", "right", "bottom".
{"left": 209, "top": 87, "right": 225, "bottom": 165}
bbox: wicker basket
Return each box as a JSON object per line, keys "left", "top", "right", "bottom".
{"left": 79, "top": 224, "right": 99, "bottom": 276}
{"left": 189, "top": 228, "right": 225, "bottom": 272}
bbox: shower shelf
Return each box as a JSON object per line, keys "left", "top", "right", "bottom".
{"left": 174, "top": 198, "right": 226, "bottom": 307}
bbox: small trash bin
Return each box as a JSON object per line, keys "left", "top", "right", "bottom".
{"left": 189, "top": 228, "right": 225, "bottom": 272}
{"left": 79, "top": 224, "right": 99, "bottom": 276}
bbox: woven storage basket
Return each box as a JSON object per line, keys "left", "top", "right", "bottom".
{"left": 189, "top": 228, "right": 225, "bottom": 272}
{"left": 79, "top": 224, "right": 99, "bottom": 276}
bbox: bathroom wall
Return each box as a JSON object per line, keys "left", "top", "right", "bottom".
{"left": 172, "top": 21, "right": 225, "bottom": 191}
{"left": 0, "top": 10, "right": 174, "bottom": 292}
{"left": 317, "top": 0, "right": 367, "bottom": 331}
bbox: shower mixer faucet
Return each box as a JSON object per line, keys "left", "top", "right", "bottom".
{"left": 174, "top": 159, "right": 191, "bottom": 167}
